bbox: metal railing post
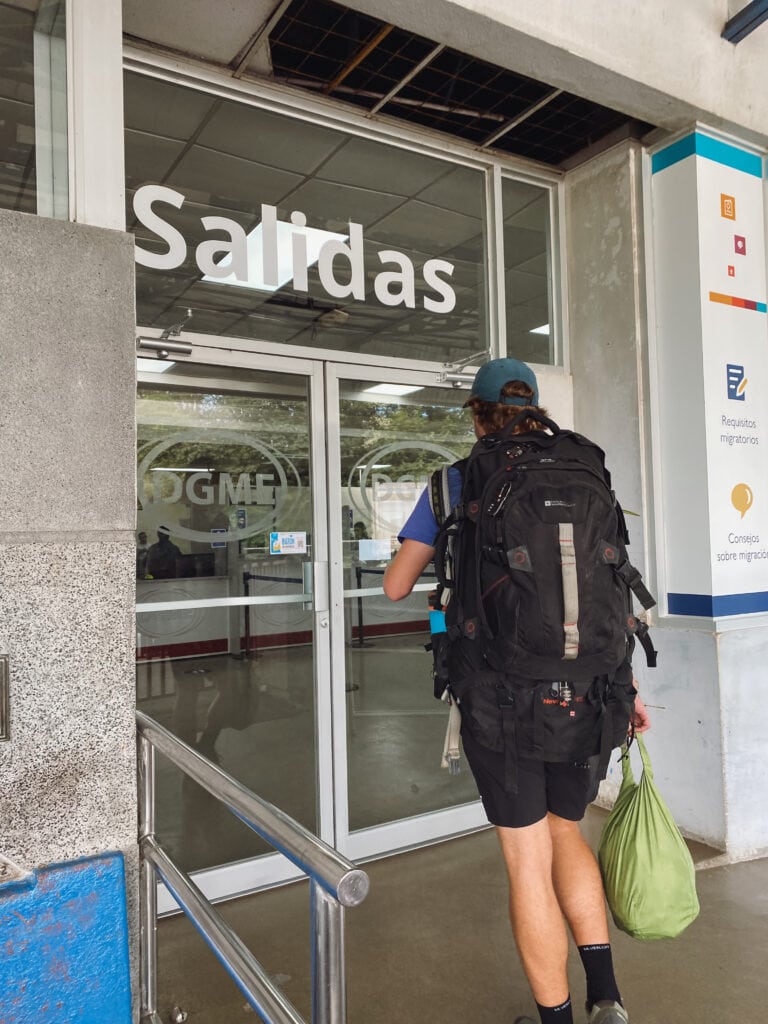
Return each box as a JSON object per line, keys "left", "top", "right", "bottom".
{"left": 310, "top": 878, "right": 346, "bottom": 1024}
{"left": 138, "top": 731, "right": 159, "bottom": 1023}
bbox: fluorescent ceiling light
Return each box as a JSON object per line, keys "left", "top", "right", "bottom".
{"left": 202, "top": 221, "right": 348, "bottom": 292}
{"left": 529, "top": 324, "right": 550, "bottom": 335}
{"left": 137, "top": 357, "right": 176, "bottom": 373}
{"left": 365, "top": 383, "right": 424, "bottom": 397}
{"left": 151, "top": 467, "right": 214, "bottom": 473}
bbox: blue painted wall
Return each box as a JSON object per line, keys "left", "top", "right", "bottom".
{"left": 0, "top": 852, "right": 132, "bottom": 1024}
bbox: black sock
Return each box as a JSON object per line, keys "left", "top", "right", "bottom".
{"left": 578, "top": 943, "right": 622, "bottom": 1008}
{"left": 536, "top": 996, "right": 573, "bottom": 1024}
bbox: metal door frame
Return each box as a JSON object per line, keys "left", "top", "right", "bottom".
{"left": 138, "top": 335, "right": 487, "bottom": 911}
{"left": 324, "top": 363, "right": 487, "bottom": 865}
{"left": 138, "top": 338, "right": 333, "bottom": 910}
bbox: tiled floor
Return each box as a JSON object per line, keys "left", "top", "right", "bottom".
{"left": 137, "top": 636, "right": 479, "bottom": 873}
{"left": 154, "top": 818, "right": 768, "bottom": 1024}
{"left": 140, "top": 643, "right": 767, "bottom": 1022}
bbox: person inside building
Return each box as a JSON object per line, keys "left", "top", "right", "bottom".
{"left": 145, "top": 526, "right": 183, "bottom": 580}
{"left": 382, "top": 358, "right": 650, "bottom": 1024}
{"left": 353, "top": 520, "right": 369, "bottom": 540}
{"left": 136, "top": 530, "right": 149, "bottom": 578}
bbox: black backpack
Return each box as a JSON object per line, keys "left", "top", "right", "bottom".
{"left": 428, "top": 409, "right": 657, "bottom": 792}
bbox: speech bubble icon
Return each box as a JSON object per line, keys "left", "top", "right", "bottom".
{"left": 731, "top": 483, "right": 753, "bottom": 518}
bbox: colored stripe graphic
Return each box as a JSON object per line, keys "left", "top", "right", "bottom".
{"left": 709, "top": 291, "right": 768, "bottom": 313}
{"left": 652, "top": 132, "right": 765, "bottom": 177}
{"left": 669, "top": 591, "right": 768, "bottom": 616}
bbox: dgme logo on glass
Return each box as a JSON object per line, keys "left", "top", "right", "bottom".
{"left": 137, "top": 430, "right": 300, "bottom": 543}
{"left": 133, "top": 184, "right": 457, "bottom": 313}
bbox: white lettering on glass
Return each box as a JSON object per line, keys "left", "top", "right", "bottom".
{"left": 132, "top": 184, "right": 457, "bottom": 313}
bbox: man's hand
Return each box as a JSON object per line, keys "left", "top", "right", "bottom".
{"left": 631, "top": 692, "right": 651, "bottom": 733}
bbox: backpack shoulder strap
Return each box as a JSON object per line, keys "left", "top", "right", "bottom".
{"left": 430, "top": 459, "right": 466, "bottom": 598}
{"left": 429, "top": 465, "right": 454, "bottom": 530}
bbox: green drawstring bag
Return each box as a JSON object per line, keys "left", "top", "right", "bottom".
{"left": 597, "top": 734, "right": 700, "bottom": 940}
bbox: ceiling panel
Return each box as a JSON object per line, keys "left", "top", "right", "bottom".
{"left": 369, "top": 200, "right": 481, "bottom": 254}
{"left": 125, "top": 131, "right": 187, "bottom": 188}
{"left": 416, "top": 166, "right": 486, "bottom": 219}
{"left": 124, "top": 73, "right": 216, "bottom": 141}
{"left": 196, "top": 100, "right": 344, "bottom": 174}
{"left": 283, "top": 177, "right": 405, "bottom": 228}
{"left": 314, "top": 136, "right": 447, "bottom": 195}
{"left": 171, "top": 146, "right": 304, "bottom": 212}
{"left": 123, "top": 0, "right": 276, "bottom": 65}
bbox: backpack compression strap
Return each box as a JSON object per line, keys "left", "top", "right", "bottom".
{"left": 614, "top": 559, "right": 656, "bottom": 611}
{"left": 628, "top": 615, "right": 658, "bottom": 668}
{"left": 559, "top": 522, "right": 580, "bottom": 660}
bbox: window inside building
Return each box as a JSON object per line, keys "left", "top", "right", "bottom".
{"left": 502, "top": 175, "right": 555, "bottom": 364}
{"left": 0, "top": 0, "right": 67, "bottom": 217}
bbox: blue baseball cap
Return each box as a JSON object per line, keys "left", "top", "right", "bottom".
{"left": 464, "top": 358, "right": 539, "bottom": 407}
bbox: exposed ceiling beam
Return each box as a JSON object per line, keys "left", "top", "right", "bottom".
{"left": 281, "top": 77, "right": 506, "bottom": 120}
{"left": 324, "top": 23, "right": 394, "bottom": 94}
{"left": 479, "top": 88, "right": 562, "bottom": 149}
{"left": 722, "top": 0, "right": 768, "bottom": 42}
{"left": 369, "top": 42, "right": 445, "bottom": 114}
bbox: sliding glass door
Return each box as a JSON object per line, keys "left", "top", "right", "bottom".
{"left": 136, "top": 345, "right": 487, "bottom": 906}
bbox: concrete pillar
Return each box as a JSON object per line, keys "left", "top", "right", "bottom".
{"left": 565, "top": 133, "right": 768, "bottom": 859}
{"left": 0, "top": 209, "right": 137, "bottom": 1002}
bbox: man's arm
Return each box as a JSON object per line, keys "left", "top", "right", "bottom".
{"left": 383, "top": 539, "right": 435, "bottom": 601}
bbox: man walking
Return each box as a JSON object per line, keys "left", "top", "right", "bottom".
{"left": 383, "top": 358, "right": 650, "bottom": 1024}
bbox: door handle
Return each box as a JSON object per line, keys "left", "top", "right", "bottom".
{"left": 312, "top": 560, "right": 329, "bottom": 613}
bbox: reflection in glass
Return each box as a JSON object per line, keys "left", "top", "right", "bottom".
{"left": 0, "top": 0, "right": 67, "bottom": 216}
{"left": 338, "top": 381, "right": 480, "bottom": 830}
{"left": 136, "top": 363, "right": 316, "bottom": 873}
{"left": 502, "top": 176, "right": 554, "bottom": 365}
{"left": 125, "top": 73, "right": 488, "bottom": 364}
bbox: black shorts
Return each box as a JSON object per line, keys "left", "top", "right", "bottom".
{"left": 461, "top": 730, "right": 592, "bottom": 828}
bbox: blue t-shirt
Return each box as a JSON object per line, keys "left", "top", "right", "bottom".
{"left": 398, "top": 466, "right": 462, "bottom": 546}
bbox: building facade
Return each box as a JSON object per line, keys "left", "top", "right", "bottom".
{"left": 2, "top": 1, "right": 768, "bottom": 1018}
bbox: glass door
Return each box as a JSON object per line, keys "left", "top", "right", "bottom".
{"left": 136, "top": 345, "right": 490, "bottom": 908}
{"left": 326, "top": 365, "right": 489, "bottom": 862}
{"left": 135, "top": 349, "right": 331, "bottom": 908}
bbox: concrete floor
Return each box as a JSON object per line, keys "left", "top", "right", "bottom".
{"left": 154, "top": 814, "right": 768, "bottom": 1023}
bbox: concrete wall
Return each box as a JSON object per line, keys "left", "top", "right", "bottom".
{"left": 717, "top": 627, "right": 768, "bottom": 858}
{"left": 0, "top": 209, "right": 137, "bottom": 990}
{"left": 353, "top": 0, "right": 768, "bottom": 149}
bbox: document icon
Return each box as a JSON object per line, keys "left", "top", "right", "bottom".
{"left": 727, "top": 364, "right": 747, "bottom": 401}
{"left": 721, "top": 194, "right": 736, "bottom": 220}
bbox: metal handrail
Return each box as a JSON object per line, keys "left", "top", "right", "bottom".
{"left": 136, "top": 711, "right": 370, "bottom": 1024}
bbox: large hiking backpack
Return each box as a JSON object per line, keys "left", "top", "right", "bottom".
{"left": 428, "top": 409, "right": 657, "bottom": 790}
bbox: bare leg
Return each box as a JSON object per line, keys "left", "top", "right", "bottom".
{"left": 496, "top": 819, "right": 570, "bottom": 1007}
{"left": 548, "top": 812, "right": 609, "bottom": 945}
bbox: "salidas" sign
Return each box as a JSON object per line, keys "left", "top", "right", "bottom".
{"left": 133, "top": 184, "right": 457, "bottom": 313}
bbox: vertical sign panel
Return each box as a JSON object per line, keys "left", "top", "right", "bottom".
{"left": 652, "top": 131, "right": 768, "bottom": 616}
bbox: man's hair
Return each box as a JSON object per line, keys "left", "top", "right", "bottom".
{"left": 465, "top": 380, "right": 547, "bottom": 434}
